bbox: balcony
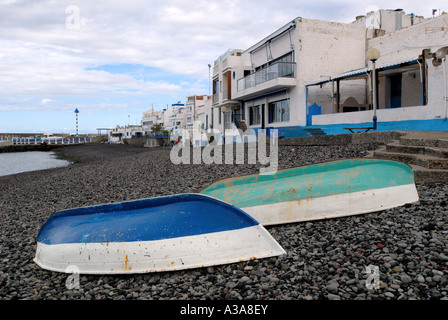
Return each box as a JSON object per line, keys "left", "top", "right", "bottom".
{"left": 236, "top": 62, "right": 296, "bottom": 100}
{"left": 222, "top": 89, "right": 229, "bottom": 101}
{"left": 213, "top": 91, "right": 239, "bottom": 107}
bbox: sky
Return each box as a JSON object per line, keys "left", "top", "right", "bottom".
{"left": 0, "top": 0, "right": 446, "bottom": 134}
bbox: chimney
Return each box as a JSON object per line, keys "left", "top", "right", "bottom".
{"left": 395, "top": 9, "right": 403, "bottom": 30}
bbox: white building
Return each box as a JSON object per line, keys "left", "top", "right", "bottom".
{"left": 210, "top": 9, "right": 448, "bottom": 138}
{"left": 141, "top": 106, "right": 164, "bottom": 135}
{"left": 211, "top": 18, "right": 367, "bottom": 137}
{"left": 187, "top": 95, "right": 212, "bottom": 130}
{"left": 108, "top": 124, "right": 144, "bottom": 144}
{"left": 186, "top": 95, "right": 212, "bottom": 129}
{"left": 306, "top": 9, "right": 448, "bottom": 134}
{"left": 123, "top": 9, "right": 446, "bottom": 145}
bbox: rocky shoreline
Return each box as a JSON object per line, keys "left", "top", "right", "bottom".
{"left": 0, "top": 143, "right": 447, "bottom": 301}
{"left": 0, "top": 143, "right": 58, "bottom": 153}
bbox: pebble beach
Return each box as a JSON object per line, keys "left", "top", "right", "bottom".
{"left": 0, "top": 142, "right": 447, "bottom": 301}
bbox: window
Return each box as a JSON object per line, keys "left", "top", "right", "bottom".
{"left": 276, "top": 52, "right": 293, "bottom": 63}
{"left": 268, "top": 99, "right": 290, "bottom": 123}
{"left": 224, "top": 112, "right": 231, "bottom": 130}
{"left": 213, "top": 79, "right": 219, "bottom": 104}
{"left": 240, "top": 52, "right": 295, "bottom": 91}
{"left": 214, "top": 80, "right": 219, "bottom": 93}
{"left": 255, "top": 52, "right": 293, "bottom": 71}
{"left": 249, "top": 105, "right": 261, "bottom": 125}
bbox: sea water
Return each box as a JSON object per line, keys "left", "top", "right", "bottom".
{"left": 0, "top": 151, "right": 71, "bottom": 177}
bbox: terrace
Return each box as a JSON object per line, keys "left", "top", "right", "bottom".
{"left": 235, "top": 61, "right": 296, "bottom": 100}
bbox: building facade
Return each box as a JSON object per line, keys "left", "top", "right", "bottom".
{"left": 210, "top": 9, "right": 448, "bottom": 138}
{"left": 112, "top": 8, "right": 447, "bottom": 144}
{"left": 307, "top": 10, "right": 448, "bottom": 134}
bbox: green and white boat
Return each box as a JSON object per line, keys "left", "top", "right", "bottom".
{"left": 201, "top": 158, "right": 419, "bottom": 226}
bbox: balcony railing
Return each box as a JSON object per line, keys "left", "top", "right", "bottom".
{"left": 238, "top": 62, "right": 296, "bottom": 91}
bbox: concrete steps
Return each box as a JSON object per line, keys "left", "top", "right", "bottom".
{"left": 374, "top": 146, "right": 448, "bottom": 169}
{"left": 369, "top": 131, "right": 448, "bottom": 184}
{"left": 385, "top": 142, "right": 448, "bottom": 159}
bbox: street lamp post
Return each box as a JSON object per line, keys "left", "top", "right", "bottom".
{"left": 208, "top": 64, "right": 211, "bottom": 96}
{"left": 367, "top": 48, "right": 380, "bottom": 131}
{"left": 74, "top": 108, "right": 79, "bottom": 136}
{"left": 208, "top": 63, "right": 213, "bottom": 129}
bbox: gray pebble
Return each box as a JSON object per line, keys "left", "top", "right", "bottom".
{"left": 327, "top": 293, "right": 341, "bottom": 300}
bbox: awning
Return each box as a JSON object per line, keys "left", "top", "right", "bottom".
{"left": 306, "top": 55, "right": 421, "bottom": 86}
{"left": 377, "top": 55, "right": 420, "bottom": 69}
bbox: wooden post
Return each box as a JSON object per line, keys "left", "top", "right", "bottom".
{"left": 336, "top": 79, "right": 340, "bottom": 112}
{"left": 421, "top": 49, "right": 429, "bottom": 106}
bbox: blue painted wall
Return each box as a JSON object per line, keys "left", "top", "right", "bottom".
{"left": 254, "top": 118, "right": 448, "bottom": 139}
{"left": 311, "top": 118, "right": 448, "bottom": 136}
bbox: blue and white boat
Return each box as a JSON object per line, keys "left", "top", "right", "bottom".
{"left": 34, "top": 194, "right": 285, "bottom": 274}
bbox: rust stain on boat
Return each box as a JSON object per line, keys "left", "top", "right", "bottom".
{"left": 123, "top": 255, "right": 131, "bottom": 271}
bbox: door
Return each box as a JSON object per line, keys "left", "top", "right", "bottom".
{"left": 261, "top": 104, "right": 265, "bottom": 129}
{"left": 390, "top": 74, "right": 402, "bottom": 108}
{"left": 224, "top": 111, "right": 231, "bottom": 130}
{"left": 307, "top": 103, "right": 322, "bottom": 126}
{"left": 234, "top": 109, "right": 241, "bottom": 123}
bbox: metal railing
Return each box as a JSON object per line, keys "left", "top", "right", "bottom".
{"left": 12, "top": 137, "right": 92, "bottom": 145}
{"left": 238, "top": 62, "right": 296, "bottom": 91}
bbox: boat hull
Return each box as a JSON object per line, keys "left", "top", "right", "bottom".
{"left": 201, "top": 159, "right": 419, "bottom": 226}
{"left": 34, "top": 194, "right": 285, "bottom": 274}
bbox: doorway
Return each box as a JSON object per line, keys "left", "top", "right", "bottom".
{"left": 224, "top": 111, "right": 231, "bottom": 130}
{"left": 390, "top": 74, "right": 402, "bottom": 108}
{"left": 261, "top": 104, "right": 265, "bottom": 129}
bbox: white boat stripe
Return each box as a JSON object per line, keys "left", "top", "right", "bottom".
{"left": 34, "top": 225, "right": 286, "bottom": 274}
{"left": 242, "top": 184, "right": 419, "bottom": 226}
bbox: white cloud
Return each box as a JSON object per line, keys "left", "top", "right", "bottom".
{"left": 40, "top": 98, "right": 52, "bottom": 104}
{"left": 0, "top": 0, "right": 447, "bottom": 131}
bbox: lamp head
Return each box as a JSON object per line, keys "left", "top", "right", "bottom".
{"left": 367, "top": 48, "right": 380, "bottom": 62}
